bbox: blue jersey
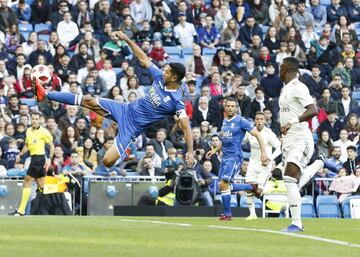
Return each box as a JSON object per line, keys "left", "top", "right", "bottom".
{"left": 220, "top": 115, "right": 253, "bottom": 160}
{"left": 129, "top": 64, "right": 185, "bottom": 132}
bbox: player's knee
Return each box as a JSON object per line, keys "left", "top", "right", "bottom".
{"left": 103, "top": 158, "right": 113, "bottom": 168}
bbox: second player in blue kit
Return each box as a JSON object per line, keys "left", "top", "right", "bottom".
{"left": 207, "top": 98, "right": 268, "bottom": 220}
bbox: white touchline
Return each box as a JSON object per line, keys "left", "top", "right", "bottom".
{"left": 119, "top": 219, "right": 360, "bottom": 249}
{"left": 209, "top": 225, "right": 360, "bottom": 249}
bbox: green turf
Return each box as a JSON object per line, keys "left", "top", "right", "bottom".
{"left": 0, "top": 217, "right": 359, "bottom": 257}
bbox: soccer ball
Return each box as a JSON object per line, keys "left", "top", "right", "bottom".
{"left": 31, "top": 64, "right": 51, "bottom": 85}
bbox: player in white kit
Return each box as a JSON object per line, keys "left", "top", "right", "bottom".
{"left": 243, "top": 112, "right": 282, "bottom": 220}
{"left": 279, "top": 57, "right": 320, "bottom": 232}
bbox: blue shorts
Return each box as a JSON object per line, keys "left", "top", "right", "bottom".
{"left": 97, "top": 98, "right": 136, "bottom": 162}
{"left": 218, "top": 158, "right": 242, "bottom": 182}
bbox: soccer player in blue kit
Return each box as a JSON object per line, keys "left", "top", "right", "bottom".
{"left": 32, "top": 31, "right": 194, "bottom": 168}
{"left": 207, "top": 98, "right": 268, "bottom": 220}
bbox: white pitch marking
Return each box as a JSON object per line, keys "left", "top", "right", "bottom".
{"left": 119, "top": 219, "right": 360, "bottom": 248}
{"left": 209, "top": 225, "right": 360, "bottom": 249}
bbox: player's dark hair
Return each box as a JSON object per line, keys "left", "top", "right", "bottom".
{"left": 225, "top": 97, "right": 238, "bottom": 106}
{"left": 283, "top": 57, "right": 299, "bottom": 72}
{"left": 169, "top": 62, "right": 186, "bottom": 83}
{"left": 272, "top": 168, "right": 283, "bottom": 180}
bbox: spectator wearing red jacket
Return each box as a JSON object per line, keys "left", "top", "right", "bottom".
{"left": 148, "top": 40, "right": 169, "bottom": 67}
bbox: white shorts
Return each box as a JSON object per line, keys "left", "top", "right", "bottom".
{"left": 245, "top": 162, "right": 271, "bottom": 189}
{"left": 282, "top": 132, "right": 314, "bottom": 172}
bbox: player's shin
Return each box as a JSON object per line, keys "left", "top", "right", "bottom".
{"left": 47, "top": 91, "right": 82, "bottom": 106}
{"left": 284, "top": 175, "right": 302, "bottom": 228}
{"left": 298, "top": 160, "right": 324, "bottom": 189}
{"left": 221, "top": 188, "right": 232, "bottom": 216}
{"left": 246, "top": 193, "right": 256, "bottom": 217}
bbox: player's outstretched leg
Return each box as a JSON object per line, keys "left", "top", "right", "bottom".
{"left": 281, "top": 162, "right": 303, "bottom": 233}
{"left": 245, "top": 193, "right": 257, "bottom": 220}
{"left": 298, "top": 159, "right": 324, "bottom": 189}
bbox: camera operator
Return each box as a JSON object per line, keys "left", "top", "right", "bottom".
{"left": 150, "top": 1, "right": 171, "bottom": 33}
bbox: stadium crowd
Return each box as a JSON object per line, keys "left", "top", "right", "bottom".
{"left": 0, "top": 0, "right": 360, "bottom": 210}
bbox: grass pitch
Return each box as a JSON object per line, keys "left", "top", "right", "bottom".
{"left": 0, "top": 217, "right": 359, "bottom": 257}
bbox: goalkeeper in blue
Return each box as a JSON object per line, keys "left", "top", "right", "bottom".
{"left": 32, "top": 31, "right": 194, "bottom": 168}
{"left": 207, "top": 98, "right": 268, "bottom": 220}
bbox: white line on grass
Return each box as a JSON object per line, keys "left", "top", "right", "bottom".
{"left": 119, "top": 219, "right": 360, "bottom": 249}
{"left": 209, "top": 225, "right": 360, "bottom": 249}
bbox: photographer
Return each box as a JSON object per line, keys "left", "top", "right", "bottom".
{"left": 150, "top": 1, "right": 171, "bottom": 33}
{"left": 192, "top": 159, "right": 213, "bottom": 206}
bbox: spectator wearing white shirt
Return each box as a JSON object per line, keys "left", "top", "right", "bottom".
{"left": 174, "top": 12, "right": 197, "bottom": 48}
{"left": 333, "top": 129, "right": 356, "bottom": 163}
{"left": 130, "top": 0, "right": 152, "bottom": 27}
{"left": 77, "top": 58, "right": 95, "bottom": 84}
{"left": 57, "top": 12, "right": 79, "bottom": 47}
{"left": 99, "top": 59, "right": 116, "bottom": 90}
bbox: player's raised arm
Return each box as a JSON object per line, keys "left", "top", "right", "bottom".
{"left": 249, "top": 128, "right": 269, "bottom": 165}
{"left": 115, "top": 31, "right": 151, "bottom": 68}
{"left": 178, "top": 114, "right": 194, "bottom": 167}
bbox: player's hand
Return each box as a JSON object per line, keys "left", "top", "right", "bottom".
{"left": 281, "top": 122, "right": 292, "bottom": 136}
{"left": 185, "top": 152, "right": 194, "bottom": 167}
{"left": 260, "top": 151, "right": 269, "bottom": 166}
{"left": 115, "top": 31, "right": 129, "bottom": 41}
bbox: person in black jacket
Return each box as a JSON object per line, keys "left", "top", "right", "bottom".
{"left": 231, "top": 84, "right": 252, "bottom": 118}
{"left": 192, "top": 96, "right": 217, "bottom": 128}
{"left": 238, "top": 16, "right": 263, "bottom": 47}
{"left": 94, "top": 0, "right": 119, "bottom": 32}
{"left": 343, "top": 145, "right": 360, "bottom": 175}
{"left": 300, "top": 64, "right": 327, "bottom": 99}
{"left": 317, "top": 109, "right": 344, "bottom": 141}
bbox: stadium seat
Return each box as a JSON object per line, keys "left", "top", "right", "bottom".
{"left": 202, "top": 47, "right": 217, "bottom": 57}
{"left": 18, "top": 23, "right": 33, "bottom": 32}
{"left": 231, "top": 194, "right": 238, "bottom": 207}
{"left": 113, "top": 68, "right": 122, "bottom": 75}
{"left": 38, "top": 34, "right": 49, "bottom": 42}
{"left": 239, "top": 195, "right": 262, "bottom": 208}
{"left": 20, "top": 98, "right": 37, "bottom": 107}
{"left": 168, "top": 56, "right": 186, "bottom": 65}
{"left": 20, "top": 31, "right": 30, "bottom": 40}
{"left": 34, "top": 23, "right": 52, "bottom": 34}
{"left": 316, "top": 195, "right": 341, "bottom": 218}
{"left": 320, "top": 0, "right": 331, "bottom": 6}
{"left": 352, "top": 91, "right": 360, "bottom": 101}
{"left": 342, "top": 196, "right": 360, "bottom": 218}
{"left": 301, "top": 195, "right": 316, "bottom": 218}
{"left": 164, "top": 46, "right": 182, "bottom": 58}
{"left": 182, "top": 48, "right": 193, "bottom": 57}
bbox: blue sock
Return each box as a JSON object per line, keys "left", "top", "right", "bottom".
{"left": 47, "top": 92, "right": 82, "bottom": 105}
{"left": 231, "top": 183, "right": 253, "bottom": 192}
{"left": 221, "top": 190, "right": 231, "bottom": 216}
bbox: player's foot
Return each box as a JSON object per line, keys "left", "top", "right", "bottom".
{"left": 281, "top": 224, "right": 304, "bottom": 233}
{"left": 251, "top": 184, "right": 263, "bottom": 198}
{"left": 31, "top": 78, "right": 46, "bottom": 102}
{"left": 219, "top": 214, "right": 232, "bottom": 221}
{"left": 8, "top": 210, "right": 24, "bottom": 216}
{"left": 245, "top": 214, "right": 257, "bottom": 221}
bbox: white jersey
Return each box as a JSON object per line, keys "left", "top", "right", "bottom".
{"left": 279, "top": 78, "right": 314, "bottom": 135}
{"left": 244, "top": 126, "right": 281, "bottom": 165}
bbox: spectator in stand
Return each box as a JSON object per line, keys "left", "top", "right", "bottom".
{"left": 12, "top": 0, "right": 31, "bottom": 24}
{"left": 292, "top": 1, "right": 314, "bottom": 34}
{"left": 28, "top": 40, "right": 53, "bottom": 67}
{"left": 345, "top": 58, "right": 360, "bottom": 90}
{"left": 122, "top": 76, "right": 144, "bottom": 100}
{"left": 94, "top": 0, "right": 119, "bottom": 32}
{"left": 57, "top": 12, "right": 79, "bottom": 48}
{"left": 150, "top": 1, "right": 171, "bottom": 34}
{"left": 300, "top": 64, "right": 327, "bottom": 99}
{"left": 118, "top": 14, "right": 138, "bottom": 39}
{"left": 136, "top": 144, "right": 162, "bottom": 173}
{"left": 273, "top": 5, "right": 288, "bottom": 32}
{"left": 318, "top": 109, "right": 343, "bottom": 141}
{"left": 327, "top": 0, "right": 348, "bottom": 24}
{"left": 238, "top": 16, "right": 263, "bottom": 47}
{"left": 149, "top": 128, "right": 174, "bottom": 161}
{"left": 256, "top": 46, "right": 278, "bottom": 73}
{"left": 50, "top": 1, "right": 70, "bottom": 30}
{"left": 209, "top": 72, "right": 225, "bottom": 97}
{"left": 198, "top": 15, "right": 220, "bottom": 49}
{"left": 344, "top": 113, "right": 360, "bottom": 142}
{"left": 135, "top": 20, "right": 153, "bottom": 44}
{"left": 70, "top": 42, "right": 89, "bottom": 72}
{"left": 230, "top": 83, "right": 251, "bottom": 118}
{"left": 99, "top": 59, "right": 116, "bottom": 91}
{"left": 5, "top": 24, "right": 25, "bottom": 54}
{"left": 174, "top": 12, "right": 198, "bottom": 48}
{"left": 240, "top": 57, "right": 261, "bottom": 85}
{"left": 214, "top": 3, "right": 232, "bottom": 33}
{"left": 343, "top": 145, "right": 360, "bottom": 175}
{"left": 77, "top": 31, "right": 101, "bottom": 63}
{"left": 129, "top": 0, "right": 152, "bottom": 28}
{"left": 260, "top": 62, "right": 283, "bottom": 100}
{"left": 51, "top": 145, "right": 70, "bottom": 174}
{"left": 337, "top": 86, "right": 359, "bottom": 120}
{"left": 329, "top": 167, "right": 360, "bottom": 202}
{"left": 207, "top": 0, "right": 220, "bottom": 17}
{"left": 308, "top": 0, "right": 327, "bottom": 30}
{"left": 318, "top": 88, "right": 338, "bottom": 114}
{"left": 102, "top": 32, "right": 130, "bottom": 67}
{"left": 263, "top": 26, "right": 281, "bottom": 56}
{"left": 192, "top": 96, "right": 217, "bottom": 128}
{"left": 148, "top": 40, "right": 168, "bottom": 67}
{"left": 45, "top": 116, "right": 62, "bottom": 144}
{"left": 328, "top": 74, "right": 344, "bottom": 101}
{"left": 14, "top": 65, "right": 33, "bottom": 98}
{"left": 230, "top": 0, "right": 251, "bottom": 25}
{"left": 186, "top": 0, "right": 207, "bottom": 28}
{"left": 334, "top": 15, "right": 358, "bottom": 47}
{"left": 76, "top": 137, "right": 97, "bottom": 173}
{"left": 317, "top": 130, "right": 334, "bottom": 158}
{"left": 334, "top": 129, "right": 356, "bottom": 163}
{"left": 60, "top": 125, "right": 81, "bottom": 157}
{"left": 269, "top": 0, "right": 288, "bottom": 24}
{"left": 249, "top": 87, "right": 268, "bottom": 119}
{"left": 160, "top": 20, "right": 176, "bottom": 46}
{"left": 57, "top": 105, "right": 79, "bottom": 130}
{"left": 288, "top": 40, "right": 307, "bottom": 68}
{"left": 185, "top": 44, "right": 211, "bottom": 79}
{"left": 139, "top": 155, "right": 163, "bottom": 176}
{"left": 348, "top": 0, "right": 360, "bottom": 22}
{"left": 56, "top": 54, "right": 73, "bottom": 82}
{"left": 0, "top": 0, "right": 17, "bottom": 33}
{"left": 30, "top": 0, "right": 51, "bottom": 25}
{"left": 301, "top": 24, "right": 319, "bottom": 50}
{"left": 74, "top": 0, "right": 93, "bottom": 30}
{"left": 220, "top": 19, "right": 239, "bottom": 48}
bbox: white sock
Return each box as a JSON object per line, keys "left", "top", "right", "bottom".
{"left": 284, "top": 176, "right": 302, "bottom": 228}
{"left": 298, "top": 160, "right": 324, "bottom": 189}
{"left": 247, "top": 193, "right": 256, "bottom": 216}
